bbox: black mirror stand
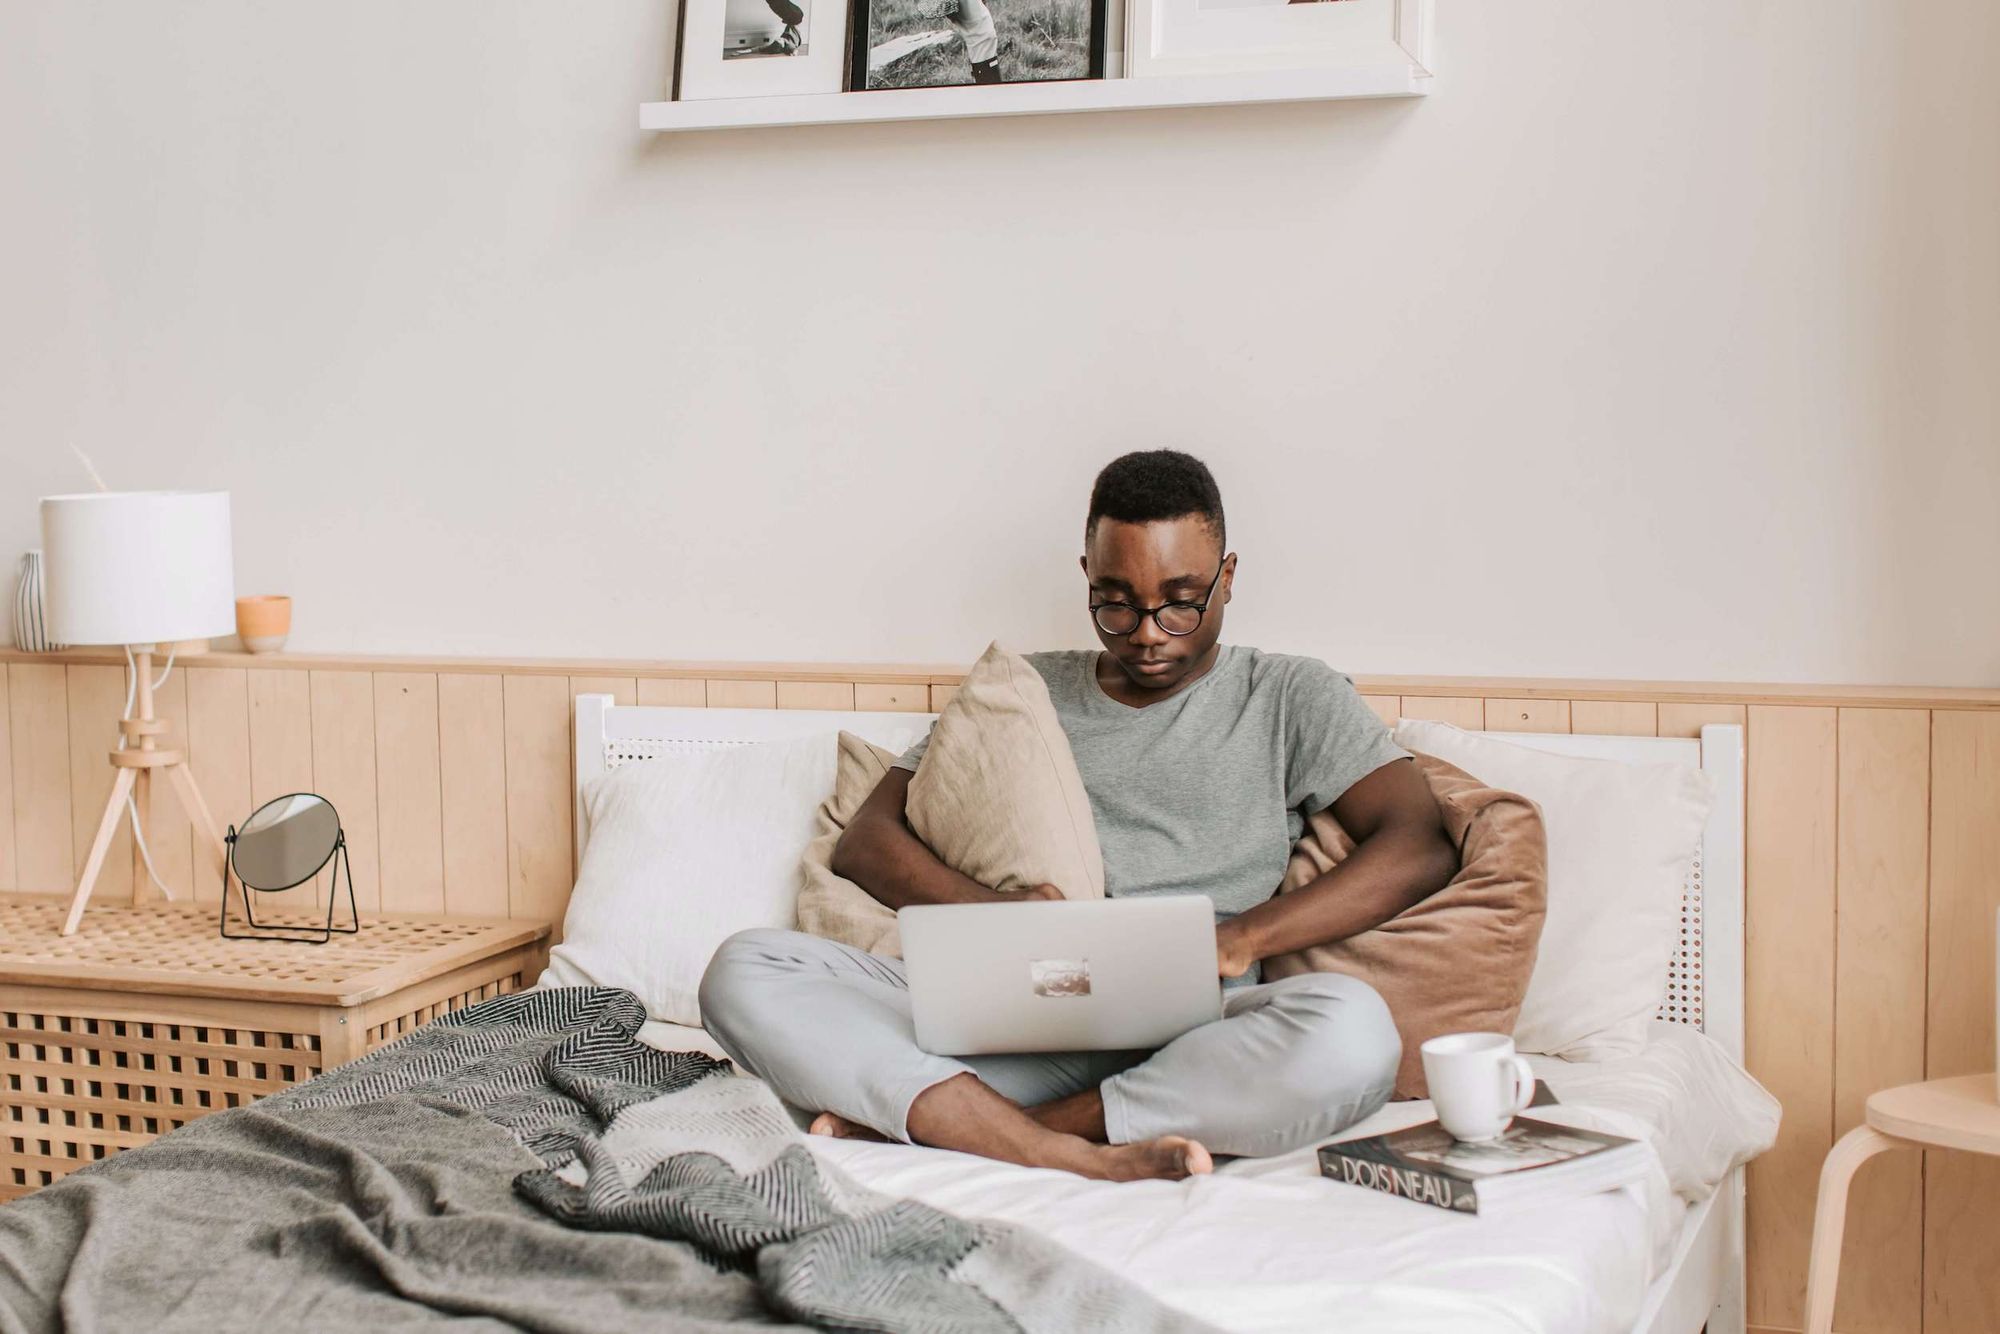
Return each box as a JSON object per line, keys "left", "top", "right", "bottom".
{"left": 218, "top": 826, "right": 361, "bottom": 944}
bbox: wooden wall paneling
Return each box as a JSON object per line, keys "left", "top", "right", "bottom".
{"left": 1485, "top": 698, "right": 1570, "bottom": 733}
{"left": 635, "top": 678, "right": 706, "bottom": 707}
{"left": 140, "top": 668, "right": 194, "bottom": 903}
{"left": 246, "top": 669, "right": 319, "bottom": 913}
{"left": 65, "top": 665, "right": 134, "bottom": 904}
{"left": 8, "top": 650, "right": 1999, "bottom": 712}
{"left": 9, "top": 663, "right": 74, "bottom": 893}
{"left": 502, "top": 674, "right": 573, "bottom": 936}
{"left": 707, "top": 679, "right": 777, "bottom": 709}
{"left": 1831, "top": 708, "right": 1930, "bottom": 1333}
{"left": 1659, "top": 701, "right": 1748, "bottom": 739}
{"left": 777, "top": 681, "right": 855, "bottom": 711}
{"left": 184, "top": 667, "right": 251, "bottom": 907}
{"left": 373, "top": 673, "right": 445, "bottom": 915}
{"left": 1396, "top": 696, "right": 1484, "bottom": 729}
{"left": 1925, "top": 710, "right": 2000, "bottom": 1334}
{"left": 1569, "top": 700, "right": 1657, "bottom": 736}
{"left": 437, "top": 673, "right": 510, "bottom": 918}
{"left": 569, "top": 676, "right": 637, "bottom": 707}
{"left": 0, "top": 665, "right": 12, "bottom": 890}
{"left": 1743, "top": 705, "right": 1839, "bottom": 1331}
{"left": 309, "top": 671, "right": 382, "bottom": 915}
{"left": 929, "top": 684, "right": 959, "bottom": 712}
{"left": 856, "top": 683, "right": 929, "bottom": 712}
{"left": 1360, "top": 695, "right": 1399, "bottom": 726}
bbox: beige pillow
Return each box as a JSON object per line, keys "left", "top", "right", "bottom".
{"left": 906, "top": 641, "right": 1105, "bottom": 902}
{"left": 1262, "top": 755, "right": 1548, "bottom": 1099}
{"left": 795, "top": 732, "right": 908, "bottom": 956}
{"left": 796, "top": 642, "right": 1106, "bottom": 957}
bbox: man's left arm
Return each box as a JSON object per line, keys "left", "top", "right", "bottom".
{"left": 1217, "top": 758, "right": 1458, "bottom": 979}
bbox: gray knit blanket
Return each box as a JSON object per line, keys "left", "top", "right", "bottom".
{"left": 0, "top": 987, "right": 1209, "bottom": 1334}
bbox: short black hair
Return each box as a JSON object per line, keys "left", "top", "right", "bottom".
{"left": 1086, "top": 450, "right": 1226, "bottom": 551}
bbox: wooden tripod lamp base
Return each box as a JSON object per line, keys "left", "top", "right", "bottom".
{"left": 60, "top": 648, "right": 231, "bottom": 937}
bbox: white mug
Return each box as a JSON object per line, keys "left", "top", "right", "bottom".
{"left": 1421, "top": 1032, "right": 1536, "bottom": 1142}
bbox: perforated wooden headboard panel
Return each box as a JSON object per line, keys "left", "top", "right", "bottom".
{"left": 571, "top": 698, "right": 936, "bottom": 862}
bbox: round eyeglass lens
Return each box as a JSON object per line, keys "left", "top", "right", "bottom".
{"left": 1094, "top": 604, "right": 1140, "bottom": 635}
{"left": 1157, "top": 604, "right": 1202, "bottom": 635}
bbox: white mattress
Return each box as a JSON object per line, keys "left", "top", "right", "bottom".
{"left": 635, "top": 1019, "right": 1778, "bottom": 1334}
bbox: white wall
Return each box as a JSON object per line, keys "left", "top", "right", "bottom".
{"left": 2, "top": 1, "right": 1995, "bottom": 685}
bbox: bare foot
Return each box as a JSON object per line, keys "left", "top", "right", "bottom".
{"left": 1086, "top": 1135, "right": 1213, "bottom": 1182}
{"left": 907, "top": 1073, "right": 1211, "bottom": 1183}
{"left": 808, "top": 1111, "right": 890, "bottom": 1142}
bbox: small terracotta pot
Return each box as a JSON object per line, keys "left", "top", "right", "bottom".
{"left": 236, "top": 596, "right": 292, "bottom": 654}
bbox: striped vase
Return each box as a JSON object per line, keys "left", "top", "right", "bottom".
{"left": 12, "top": 550, "right": 62, "bottom": 652}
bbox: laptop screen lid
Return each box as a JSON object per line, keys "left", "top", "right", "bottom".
{"left": 899, "top": 896, "right": 1222, "bottom": 1055}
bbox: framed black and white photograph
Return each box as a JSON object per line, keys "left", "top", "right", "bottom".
{"left": 851, "top": 0, "right": 1105, "bottom": 90}
{"left": 676, "top": 0, "right": 850, "bottom": 100}
{"left": 1126, "top": 0, "right": 1427, "bottom": 81}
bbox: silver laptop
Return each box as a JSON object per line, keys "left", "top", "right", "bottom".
{"left": 899, "top": 896, "right": 1223, "bottom": 1055}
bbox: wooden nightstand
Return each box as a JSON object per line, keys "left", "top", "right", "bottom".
{"left": 0, "top": 894, "right": 549, "bottom": 1201}
{"left": 1803, "top": 1074, "right": 2000, "bottom": 1333}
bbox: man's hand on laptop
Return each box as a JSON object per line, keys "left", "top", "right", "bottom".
{"left": 1215, "top": 918, "right": 1256, "bottom": 980}
{"left": 1020, "top": 883, "right": 1065, "bottom": 902}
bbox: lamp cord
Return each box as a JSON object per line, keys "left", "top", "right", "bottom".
{"left": 120, "top": 645, "right": 179, "bottom": 901}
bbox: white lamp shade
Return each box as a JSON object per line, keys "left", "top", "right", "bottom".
{"left": 40, "top": 491, "right": 236, "bottom": 646}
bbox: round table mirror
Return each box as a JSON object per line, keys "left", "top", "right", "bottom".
{"left": 233, "top": 793, "right": 341, "bottom": 891}
{"left": 220, "top": 792, "right": 357, "bottom": 943}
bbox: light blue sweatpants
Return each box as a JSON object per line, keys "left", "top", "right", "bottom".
{"left": 698, "top": 927, "right": 1400, "bottom": 1158}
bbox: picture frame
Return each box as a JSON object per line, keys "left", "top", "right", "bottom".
{"left": 850, "top": 0, "right": 1106, "bottom": 91}
{"left": 1125, "top": 0, "right": 1428, "bottom": 82}
{"left": 676, "top": 0, "right": 852, "bottom": 100}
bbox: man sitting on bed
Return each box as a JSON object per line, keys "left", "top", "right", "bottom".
{"left": 699, "top": 450, "right": 1458, "bottom": 1183}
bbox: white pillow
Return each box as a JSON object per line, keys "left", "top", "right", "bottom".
{"left": 1392, "top": 720, "right": 1716, "bottom": 1061}
{"left": 538, "top": 731, "right": 847, "bottom": 1026}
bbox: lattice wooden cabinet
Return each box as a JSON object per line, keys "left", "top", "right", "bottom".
{"left": 0, "top": 895, "right": 549, "bottom": 1201}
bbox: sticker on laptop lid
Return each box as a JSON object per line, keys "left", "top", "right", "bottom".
{"left": 1030, "top": 958, "right": 1091, "bottom": 998}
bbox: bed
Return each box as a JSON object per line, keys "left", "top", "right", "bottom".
{"left": 0, "top": 703, "right": 1771, "bottom": 1334}
{"left": 574, "top": 697, "right": 1774, "bottom": 1334}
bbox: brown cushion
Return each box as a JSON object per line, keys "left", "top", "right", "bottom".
{"left": 1261, "top": 755, "right": 1548, "bottom": 1099}
{"left": 794, "top": 731, "right": 907, "bottom": 956}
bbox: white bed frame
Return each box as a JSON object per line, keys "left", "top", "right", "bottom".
{"left": 574, "top": 697, "right": 1747, "bottom": 1334}
{"left": 1491, "top": 727, "right": 1747, "bottom": 1334}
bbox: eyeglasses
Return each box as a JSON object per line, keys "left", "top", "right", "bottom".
{"left": 1089, "top": 557, "right": 1226, "bottom": 638}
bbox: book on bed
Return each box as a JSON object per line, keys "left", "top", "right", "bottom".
{"left": 1317, "top": 1116, "right": 1649, "bottom": 1216}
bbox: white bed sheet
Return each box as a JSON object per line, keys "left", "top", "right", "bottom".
{"left": 634, "top": 1019, "right": 1777, "bottom": 1334}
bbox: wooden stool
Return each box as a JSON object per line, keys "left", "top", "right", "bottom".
{"left": 1802, "top": 1073, "right": 2000, "bottom": 1333}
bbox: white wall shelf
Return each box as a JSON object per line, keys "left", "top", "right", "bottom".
{"left": 639, "top": 64, "right": 1428, "bottom": 132}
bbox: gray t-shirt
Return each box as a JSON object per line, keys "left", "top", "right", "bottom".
{"left": 893, "top": 645, "right": 1409, "bottom": 974}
